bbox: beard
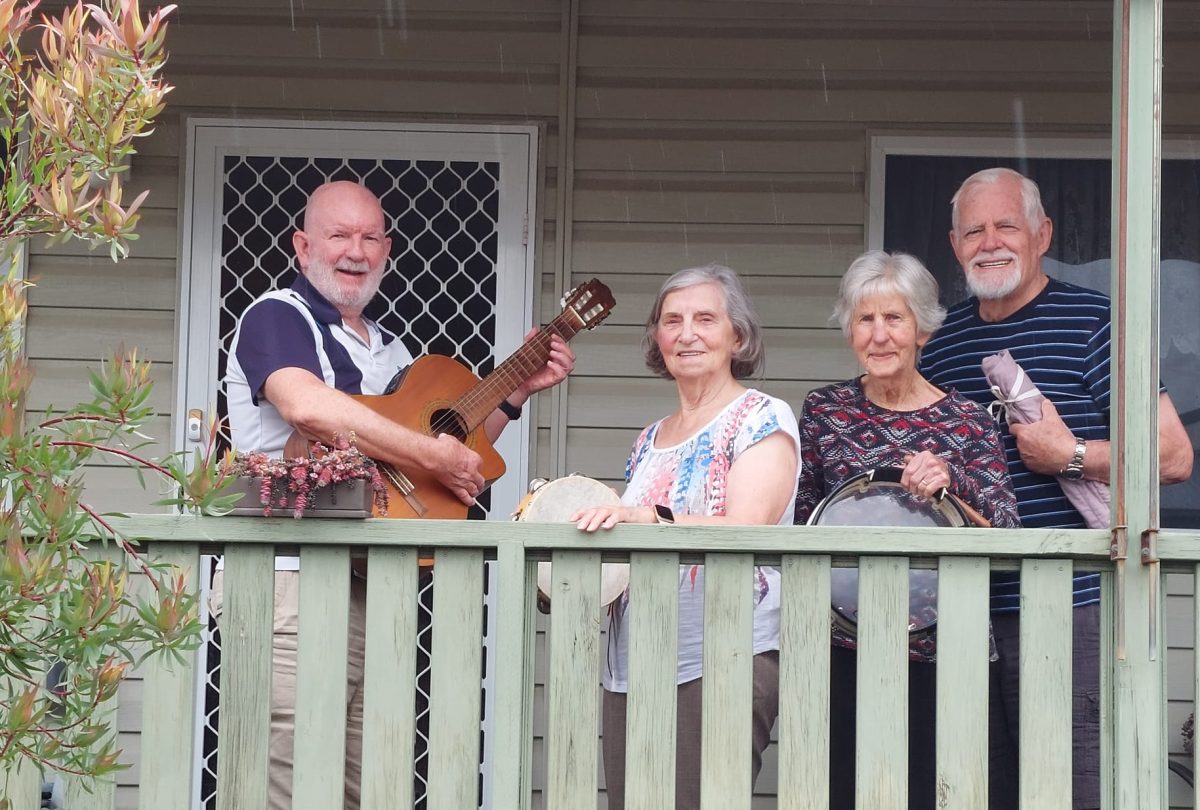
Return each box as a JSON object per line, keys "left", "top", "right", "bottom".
{"left": 305, "top": 255, "right": 383, "bottom": 312}
{"left": 965, "top": 251, "right": 1023, "bottom": 300}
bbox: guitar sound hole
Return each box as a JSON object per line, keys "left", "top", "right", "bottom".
{"left": 429, "top": 408, "right": 469, "bottom": 441}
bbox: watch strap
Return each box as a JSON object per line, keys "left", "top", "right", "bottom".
{"left": 498, "top": 399, "right": 522, "bottom": 421}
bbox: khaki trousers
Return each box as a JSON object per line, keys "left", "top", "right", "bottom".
{"left": 210, "top": 568, "right": 367, "bottom": 809}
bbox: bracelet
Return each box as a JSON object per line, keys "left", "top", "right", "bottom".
{"left": 498, "top": 399, "right": 522, "bottom": 420}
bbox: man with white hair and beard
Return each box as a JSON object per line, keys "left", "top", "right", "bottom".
{"left": 920, "top": 167, "right": 1193, "bottom": 809}
{"left": 220, "top": 180, "right": 575, "bottom": 808}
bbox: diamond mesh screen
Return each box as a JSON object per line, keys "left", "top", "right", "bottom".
{"left": 202, "top": 154, "right": 501, "bottom": 810}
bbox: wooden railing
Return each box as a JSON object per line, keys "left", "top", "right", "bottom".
{"left": 1, "top": 516, "right": 1124, "bottom": 809}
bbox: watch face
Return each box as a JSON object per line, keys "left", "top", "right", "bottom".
{"left": 1063, "top": 467, "right": 1085, "bottom": 481}
{"left": 654, "top": 504, "right": 675, "bottom": 524}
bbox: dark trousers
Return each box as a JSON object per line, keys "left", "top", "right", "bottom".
{"left": 828, "top": 645, "right": 938, "bottom": 810}
{"left": 601, "top": 650, "right": 780, "bottom": 810}
{"left": 988, "top": 603, "right": 1101, "bottom": 810}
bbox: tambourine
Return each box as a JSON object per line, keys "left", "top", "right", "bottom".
{"left": 511, "top": 475, "right": 631, "bottom": 609}
{"left": 807, "top": 467, "right": 980, "bottom": 641}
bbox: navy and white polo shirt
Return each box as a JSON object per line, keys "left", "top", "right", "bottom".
{"left": 920, "top": 277, "right": 1111, "bottom": 611}
{"left": 225, "top": 274, "right": 415, "bottom": 458}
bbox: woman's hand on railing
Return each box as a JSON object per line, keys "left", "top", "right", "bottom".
{"left": 570, "top": 505, "right": 655, "bottom": 532}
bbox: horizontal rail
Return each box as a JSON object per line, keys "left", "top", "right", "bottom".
{"left": 104, "top": 515, "right": 1115, "bottom": 560}
{"left": 1151, "top": 530, "right": 1200, "bottom": 561}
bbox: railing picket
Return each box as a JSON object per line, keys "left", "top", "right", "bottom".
{"left": 626, "top": 551, "right": 680, "bottom": 810}
{"left": 934, "top": 556, "right": 990, "bottom": 809}
{"left": 1098, "top": 570, "right": 1113, "bottom": 809}
{"left": 62, "top": 542, "right": 119, "bottom": 809}
{"left": 426, "top": 548, "right": 485, "bottom": 810}
{"left": 138, "top": 542, "right": 201, "bottom": 810}
{"left": 1193, "top": 562, "right": 1200, "bottom": 810}
{"left": 856, "top": 556, "right": 910, "bottom": 810}
{"left": 778, "top": 554, "right": 832, "bottom": 810}
{"left": 1018, "top": 559, "right": 1073, "bottom": 809}
{"left": 64, "top": 695, "right": 117, "bottom": 809}
{"left": 360, "top": 547, "right": 418, "bottom": 810}
{"left": 0, "top": 757, "right": 40, "bottom": 809}
{"left": 700, "top": 553, "right": 754, "bottom": 810}
{"left": 292, "top": 547, "right": 351, "bottom": 810}
{"left": 216, "top": 545, "right": 274, "bottom": 810}
{"left": 489, "top": 542, "right": 535, "bottom": 810}
{"left": 546, "top": 549, "right": 602, "bottom": 810}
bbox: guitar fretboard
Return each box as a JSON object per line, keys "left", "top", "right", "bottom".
{"left": 451, "top": 309, "right": 584, "bottom": 431}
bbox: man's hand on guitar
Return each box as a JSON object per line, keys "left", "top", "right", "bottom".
{"left": 427, "top": 432, "right": 486, "bottom": 506}
{"left": 514, "top": 330, "right": 576, "bottom": 400}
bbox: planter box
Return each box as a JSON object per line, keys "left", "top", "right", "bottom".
{"left": 225, "top": 476, "right": 373, "bottom": 518}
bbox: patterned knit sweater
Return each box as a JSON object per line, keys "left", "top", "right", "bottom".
{"left": 793, "top": 378, "right": 1020, "bottom": 661}
{"left": 794, "top": 378, "right": 1020, "bottom": 528}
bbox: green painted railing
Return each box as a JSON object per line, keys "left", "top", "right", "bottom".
{"left": 2, "top": 516, "right": 1130, "bottom": 810}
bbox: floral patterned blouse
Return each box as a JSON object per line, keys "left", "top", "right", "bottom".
{"left": 602, "top": 388, "right": 801, "bottom": 691}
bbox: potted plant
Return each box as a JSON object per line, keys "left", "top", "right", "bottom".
{"left": 226, "top": 435, "right": 388, "bottom": 518}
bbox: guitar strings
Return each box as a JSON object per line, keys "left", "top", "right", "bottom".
{"left": 427, "top": 318, "right": 567, "bottom": 434}
{"left": 426, "top": 310, "right": 580, "bottom": 436}
{"left": 377, "top": 292, "right": 605, "bottom": 509}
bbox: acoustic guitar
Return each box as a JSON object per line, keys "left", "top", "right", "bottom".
{"left": 287, "top": 279, "right": 615, "bottom": 520}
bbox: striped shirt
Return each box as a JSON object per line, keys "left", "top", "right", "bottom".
{"left": 920, "top": 277, "right": 1109, "bottom": 611}
{"left": 224, "top": 275, "right": 415, "bottom": 571}
{"left": 226, "top": 274, "right": 414, "bottom": 459}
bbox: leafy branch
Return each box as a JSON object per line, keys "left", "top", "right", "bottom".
{"left": 0, "top": 0, "right": 229, "bottom": 786}
{"left": 0, "top": 0, "right": 175, "bottom": 265}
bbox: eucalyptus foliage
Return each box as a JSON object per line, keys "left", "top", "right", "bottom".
{"left": 0, "top": 0, "right": 233, "bottom": 795}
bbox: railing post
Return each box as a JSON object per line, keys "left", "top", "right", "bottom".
{"left": 699, "top": 553, "right": 755, "bottom": 810}
{"left": 490, "top": 540, "right": 535, "bottom": 810}
{"left": 626, "top": 551, "right": 680, "bottom": 810}
{"left": 1110, "top": 0, "right": 1166, "bottom": 807}
{"left": 545, "top": 549, "right": 602, "bottom": 810}
{"left": 778, "top": 554, "right": 832, "bottom": 810}
{"left": 426, "top": 549, "right": 486, "bottom": 810}
{"left": 216, "top": 544, "right": 274, "bottom": 810}
{"left": 360, "top": 547, "right": 419, "bottom": 810}
{"left": 138, "top": 542, "right": 201, "bottom": 810}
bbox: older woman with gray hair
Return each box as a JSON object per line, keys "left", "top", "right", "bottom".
{"left": 793, "top": 250, "right": 1019, "bottom": 809}
{"left": 572, "top": 263, "right": 800, "bottom": 809}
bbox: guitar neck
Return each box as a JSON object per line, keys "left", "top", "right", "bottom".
{"left": 453, "top": 310, "right": 583, "bottom": 431}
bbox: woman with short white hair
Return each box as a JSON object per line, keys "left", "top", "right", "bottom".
{"left": 794, "top": 249, "right": 1020, "bottom": 810}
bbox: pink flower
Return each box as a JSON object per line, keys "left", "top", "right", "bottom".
{"left": 231, "top": 437, "right": 387, "bottom": 518}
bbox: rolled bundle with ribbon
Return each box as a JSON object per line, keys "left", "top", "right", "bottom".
{"left": 981, "top": 350, "right": 1110, "bottom": 529}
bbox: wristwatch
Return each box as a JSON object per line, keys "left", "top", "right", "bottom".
{"left": 653, "top": 504, "right": 675, "bottom": 525}
{"left": 1062, "top": 436, "right": 1087, "bottom": 480}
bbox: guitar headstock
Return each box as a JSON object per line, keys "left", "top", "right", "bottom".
{"left": 562, "top": 279, "right": 615, "bottom": 331}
